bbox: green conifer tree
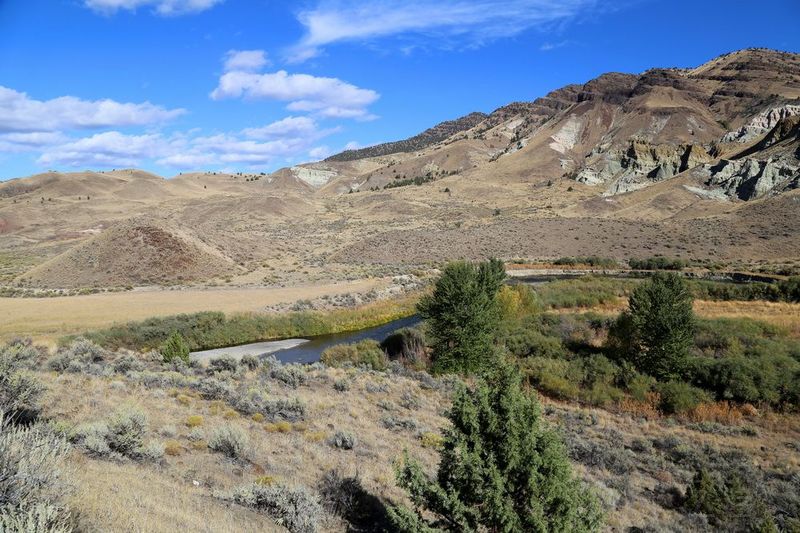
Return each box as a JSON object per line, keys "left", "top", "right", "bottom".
{"left": 389, "top": 362, "right": 603, "bottom": 532}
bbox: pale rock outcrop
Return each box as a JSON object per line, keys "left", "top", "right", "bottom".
{"left": 290, "top": 166, "right": 338, "bottom": 187}
{"left": 571, "top": 140, "right": 712, "bottom": 195}
{"left": 549, "top": 115, "right": 584, "bottom": 154}
{"left": 721, "top": 105, "right": 800, "bottom": 143}
{"left": 704, "top": 158, "right": 799, "bottom": 200}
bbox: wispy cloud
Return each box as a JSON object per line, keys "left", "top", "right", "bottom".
{"left": 539, "top": 39, "right": 573, "bottom": 51}
{"left": 210, "top": 54, "right": 380, "bottom": 120}
{"left": 83, "top": 0, "right": 223, "bottom": 16}
{"left": 289, "top": 0, "right": 598, "bottom": 61}
{"left": 0, "top": 86, "right": 185, "bottom": 133}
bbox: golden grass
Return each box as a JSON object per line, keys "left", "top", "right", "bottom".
{"left": 38, "top": 364, "right": 446, "bottom": 532}
{"left": 0, "top": 277, "right": 389, "bottom": 345}
{"left": 694, "top": 300, "right": 800, "bottom": 337}
{"left": 552, "top": 298, "right": 800, "bottom": 338}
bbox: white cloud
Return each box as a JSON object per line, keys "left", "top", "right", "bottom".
{"left": 0, "top": 132, "right": 67, "bottom": 153}
{"left": 344, "top": 141, "right": 362, "bottom": 150}
{"left": 242, "top": 116, "right": 320, "bottom": 140}
{"left": 83, "top": 0, "right": 222, "bottom": 16}
{"left": 308, "top": 146, "right": 332, "bottom": 159}
{"left": 0, "top": 86, "right": 185, "bottom": 133}
{"left": 35, "top": 116, "right": 340, "bottom": 169}
{"left": 36, "top": 132, "right": 168, "bottom": 167}
{"left": 223, "top": 50, "right": 270, "bottom": 72}
{"left": 289, "top": 0, "right": 597, "bottom": 61}
{"left": 211, "top": 70, "right": 379, "bottom": 120}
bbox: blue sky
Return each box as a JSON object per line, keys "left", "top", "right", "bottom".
{"left": 0, "top": 0, "right": 798, "bottom": 180}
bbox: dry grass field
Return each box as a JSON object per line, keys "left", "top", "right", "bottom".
{"left": 0, "top": 278, "right": 390, "bottom": 344}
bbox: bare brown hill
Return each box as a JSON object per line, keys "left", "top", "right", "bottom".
{"left": 17, "top": 220, "right": 237, "bottom": 288}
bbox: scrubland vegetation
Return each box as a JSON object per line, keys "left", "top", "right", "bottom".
{"left": 70, "top": 295, "right": 418, "bottom": 352}
{"left": 3, "top": 262, "right": 800, "bottom": 531}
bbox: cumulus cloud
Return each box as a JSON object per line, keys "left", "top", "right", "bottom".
{"left": 0, "top": 86, "right": 185, "bottom": 133}
{"left": 36, "top": 132, "right": 169, "bottom": 167}
{"left": 0, "top": 132, "right": 67, "bottom": 153}
{"left": 211, "top": 70, "right": 379, "bottom": 120}
{"left": 242, "top": 116, "right": 320, "bottom": 140}
{"left": 289, "top": 0, "right": 598, "bottom": 61}
{"left": 36, "top": 116, "right": 338, "bottom": 169}
{"left": 223, "top": 50, "right": 270, "bottom": 72}
{"left": 83, "top": 0, "right": 222, "bottom": 16}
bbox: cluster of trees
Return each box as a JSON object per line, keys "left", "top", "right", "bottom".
{"left": 396, "top": 259, "right": 603, "bottom": 531}
{"left": 403, "top": 260, "right": 800, "bottom": 531}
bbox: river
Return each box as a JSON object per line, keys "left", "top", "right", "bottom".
{"left": 190, "top": 314, "right": 421, "bottom": 364}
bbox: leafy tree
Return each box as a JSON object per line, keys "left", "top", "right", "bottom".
{"left": 418, "top": 259, "right": 506, "bottom": 374}
{"left": 388, "top": 362, "right": 603, "bottom": 532}
{"left": 161, "top": 331, "right": 190, "bottom": 364}
{"left": 608, "top": 272, "right": 695, "bottom": 381}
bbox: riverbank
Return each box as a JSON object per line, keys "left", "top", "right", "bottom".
{"left": 73, "top": 293, "right": 422, "bottom": 352}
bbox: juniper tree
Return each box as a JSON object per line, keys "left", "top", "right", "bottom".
{"left": 608, "top": 271, "right": 695, "bottom": 381}
{"left": 389, "top": 362, "right": 603, "bottom": 532}
{"left": 417, "top": 259, "right": 506, "bottom": 374}
{"left": 161, "top": 331, "right": 190, "bottom": 364}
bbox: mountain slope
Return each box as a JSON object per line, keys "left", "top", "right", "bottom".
{"left": 324, "top": 112, "right": 488, "bottom": 162}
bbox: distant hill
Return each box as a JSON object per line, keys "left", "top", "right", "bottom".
{"left": 2, "top": 48, "right": 800, "bottom": 289}
{"left": 324, "top": 112, "right": 488, "bottom": 161}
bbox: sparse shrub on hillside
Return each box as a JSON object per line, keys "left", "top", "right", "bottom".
{"left": 418, "top": 258, "right": 506, "bottom": 374}
{"left": 240, "top": 354, "right": 259, "bottom": 370}
{"left": 106, "top": 405, "right": 148, "bottom": 456}
{"left": 208, "top": 425, "right": 249, "bottom": 460}
{"left": 321, "top": 340, "right": 388, "bottom": 371}
{"left": 0, "top": 504, "right": 73, "bottom": 533}
{"left": 0, "top": 338, "right": 43, "bottom": 369}
{"left": 161, "top": 331, "right": 190, "bottom": 364}
{"left": 270, "top": 364, "right": 307, "bottom": 388}
{"left": 111, "top": 354, "right": 144, "bottom": 374}
{"left": 194, "top": 377, "right": 234, "bottom": 400}
{"left": 0, "top": 415, "right": 72, "bottom": 530}
{"left": 389, "top": 362, "right": 603, "bottom": 532}
{"left": 48, "top": 338, "right": 108, "bottom": 374}
{"left": 262, "top": 399, "right": 306, "bottom": 422}
{"left": 329, "top": 430, "right": 356, "bottom": 450}
{"left": 228, "top": 483, "right": 323, "bottom": 533}
{"left": 381, "top": 416, "right": 418, "bottom": 432}
{"left": 0, "top": 351, "right": 44, "bottom": 424}
{"left": 332, "top": 379, "right": 350, "bottom": 392}
{"left": 72, "top": 405, "right": 151, "bottom": 461}
{"left": 207, "top": 355, "right": 238, "bottom": 374}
